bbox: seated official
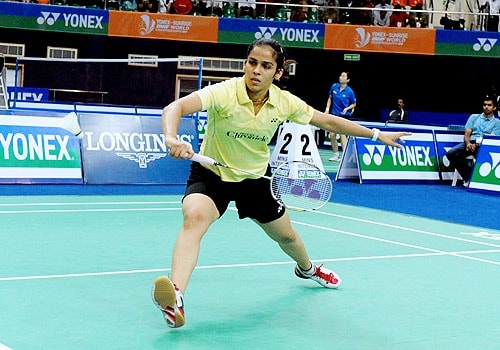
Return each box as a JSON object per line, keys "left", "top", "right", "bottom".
{"left": 387, "top": 98, "right": 409, "bottom": 124}
{"left": 445, "top": 96, "right": 500, "bottom": 186}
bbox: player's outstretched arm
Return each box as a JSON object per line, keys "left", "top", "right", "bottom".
{"left": 310, "top": 110, "right": 410, "bottom": 148}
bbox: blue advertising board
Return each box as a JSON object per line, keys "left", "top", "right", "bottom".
{"left": 469, "top": 136, "right": 500, "bottom": 195}
{"left": 433, "top": 130, "right": 464, "bottom": 182}
{"left": 0, "top": 115, "right": 83, "bottom": 184}
{"left": 80, "top": 114, "right": 198, "bottom": 184}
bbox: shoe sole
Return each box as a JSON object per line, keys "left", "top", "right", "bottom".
{"left": 152, "top": 276, "right": 185, "bottom": 328}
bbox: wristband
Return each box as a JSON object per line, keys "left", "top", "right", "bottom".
{"left": 371, "top": 128, "right": 380, "bottom": 142}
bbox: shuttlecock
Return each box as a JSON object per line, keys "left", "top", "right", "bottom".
{"left": 59, "top": 112, "right": 84, "bottom": 139}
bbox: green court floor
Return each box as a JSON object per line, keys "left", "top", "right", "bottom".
{"left": 1, "top": 196, "right": 499, "bottom": 350}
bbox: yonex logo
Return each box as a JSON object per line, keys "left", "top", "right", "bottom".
{"left": 254, "top": 26, "right": 278, "bottom": 39}
{"left": 254, "top": 26, "right": 319, "bottom": 42}
{"left": 363, "top": 144, "right": 433, "bottom": 167}
{"left": 37, "top": 11, "right": 103, "bottom": 28}
{"left": 139, "top": 15, "right": 156, "bottom": 35}
{"left": 477, "top": 152, "right": 500, "bottom": 180}
{"left": 37, "top": 12, "right": 61, "bottom": 26}
{"left": 362, "top": 145, "right": 386, "bottom": 165}
{"left": 442, "top": 147, "right": 453, "bottom": 168}
{"left": 473, "top": 38, "right": 497, "bottom": 52}
{"left": 354, "top": 28, "right": 371, "bottom": 48}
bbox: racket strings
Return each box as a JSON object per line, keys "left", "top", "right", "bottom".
{"left": 271, "top": 173, "right": 332, "bottom": 211}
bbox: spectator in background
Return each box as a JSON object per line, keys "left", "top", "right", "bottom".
{"left": 322, "top": 0, "right": 339, "bottom": 23}
{"left": 373, "top": 0, "right": 392, "bottom": 26}
{"left": 256, "top": 0, "right": 278, "bottom": 18}
{"left": 443, "top": 0, "right": 465, "bottom": 30}
{"left": 387, "top": 97, "right": 409, "bottom": 123}
{"left": 290, "top": 0, "right": 309, "bottom": 22}
{"left": 206, "top": 0, "right": 223, "bottom": 16}
{"left": 222, "top": 1, "right": 237, "bottom": 17}
{"left": 445, "top": 96, "right": 500, "bottom": 186}
{"left": 359, "top": 0, "right": 376, "bottom": 25}
{"left": 408, "top": 0, "right": 428, "bottom": 27}
{"left": 192, "top": 0, "right": 209, "bottom": 15}
{"left": 137, "top": 0, "right": 159, "bottom": 12}
{"left": 167, "top": 0, "right": 194, "bottom": 14}
{"left": 237, "top": 0, "right": 257, "bottom": 18}
{"left": 485, "top": 0, "right": 500, "bottom": 31}
{"left": 389, "top": 0, "right": 410, "bottom": 27}
{"left": 324, "top": 71, "right": 357, "bottom": 161}
{"left": 338, "top": 0, "right": 364, "bottom": 24}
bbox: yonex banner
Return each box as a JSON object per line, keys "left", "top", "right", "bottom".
{"left": 435, "top": 30, "right": 500, "bottom": 58}
{"left": 218, "top": 18, "right": 324, "bottom": 49}
{"left": 354, "top": 129, "right": 440, "bottom": 183}
{"left": 324, "top": 24, "right": 435, "bottom": 55}
{"left": 469, "top": 136, "right": 500, "bottom": 195}
{"left": 434, "top": 131, "right": 465, "bottom": 181}
{"left": 0, "top": 1, "right": 108, "bottom": 35}
{"left": 108, "top": 11, "right": 218, "bottom": 42}
{"left": 0, "top": 115, "right": 83, "bottom": 184}
{"left": 80, "top": 114, "right": 198, "bottom": 184}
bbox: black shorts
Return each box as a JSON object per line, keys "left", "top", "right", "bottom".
{"left": 184, "top": 162, "right": 285, "bottom": 223}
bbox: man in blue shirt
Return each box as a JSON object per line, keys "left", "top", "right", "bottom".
{"left": 324, "top": 71, "right": 357, "bottom": 161}
{"left": 446, "top": 96, "right": 500, "bottom": 186}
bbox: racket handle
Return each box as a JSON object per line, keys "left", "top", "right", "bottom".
{"left": 187, "top": 153, "right": 219, "bottom": 166}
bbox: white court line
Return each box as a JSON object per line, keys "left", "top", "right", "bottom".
{"left": 1, "top": 203, "right": 499, "bottom": 283}
{"left": 0, "top": 208, "right": 180, "bottom": 214}
{"left": 0, "top": 201, "right": 179, "bottom": 207}
{"left": 2, "top": 249, "right": 500, "bottom": 282}
{"left": 0, "top": 344, "right": 13, "bottom": 350}
{"left": 312, "top": 210, "right": 500, "bottom": 249}
{"left": 292, "top": 220, "right": 500, "bottom": 266}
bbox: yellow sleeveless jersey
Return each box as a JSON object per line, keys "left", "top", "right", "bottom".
{"left": 195, "top": 76, "right": 314, "bottom": 182}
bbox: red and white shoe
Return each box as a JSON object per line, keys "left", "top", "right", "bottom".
{"left": 151, "top": 276, "right": 185, "bottom": 328}
{"left": 295, "top": 263, "right": 342, "bottom": 289}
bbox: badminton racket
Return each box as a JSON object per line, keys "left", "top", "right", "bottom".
{"left": 188, "top": 153, "right": 333, "bottom": 212}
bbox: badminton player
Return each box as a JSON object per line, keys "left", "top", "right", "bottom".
{"left": 152, "top": 38, "right": 410, "bottom": 328}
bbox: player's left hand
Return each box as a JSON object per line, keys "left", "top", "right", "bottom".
{"left": 378, "top": 131, "right": 411, "bottom": 148}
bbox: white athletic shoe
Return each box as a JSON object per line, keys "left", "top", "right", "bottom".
{"left": 152, "top": 276, "right": 185, "bottom": 328}
{"left": 295, "top": 264, "right": 342, "bottom": 289}
{"left": 328, "top": 155, "right": 341, "bottom": 162}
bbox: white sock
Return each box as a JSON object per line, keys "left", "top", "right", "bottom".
{"left": 299, "top": 263, "right": 316, "bottom": 277}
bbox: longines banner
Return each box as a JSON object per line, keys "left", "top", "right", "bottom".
{"left": 218, "top": 18, "right": 324, "bottom": 49}
{"left": 80, "top": 114, "right": 198, "bottom": 184}
{"left": 0, "top": 1, "right": 108, "bottom": 35}
{"left": 324, "top": 24, "right": 435, "bottom": 55}
{"left": 108, "top": 11, "right": 218, "bottom": 42}
{"left": 434, "top": 30, "right": 500, "bottom": 58}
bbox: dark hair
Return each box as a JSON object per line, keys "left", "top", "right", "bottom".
{"left": 246, "top": 38, "right": 287, "bottom": 71}
{"left": 484, "top": 95, "right": 497, "bottom": 108}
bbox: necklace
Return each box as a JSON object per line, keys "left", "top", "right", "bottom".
{"left": 251, "top": 96, "right": 268, "bottom": 104}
